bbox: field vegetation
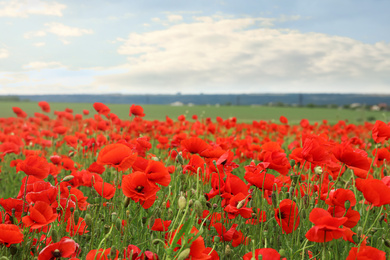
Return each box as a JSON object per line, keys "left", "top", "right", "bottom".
{"left": 0, "top": 101, "right": 389, "bottom": 259}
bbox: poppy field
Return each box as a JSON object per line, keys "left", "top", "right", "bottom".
{"left": 0, "top": 101, "right": 390, "bottom": 259}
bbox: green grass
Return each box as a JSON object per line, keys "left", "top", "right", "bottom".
{"left": 0, "top": 101, "right": 388, "bottom": 124}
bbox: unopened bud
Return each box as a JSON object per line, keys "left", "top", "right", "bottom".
{"left": 51, "top": 229, "right": 59, "bottom": 243}
{"left": 314, "top": 166, "right": 322, "bottom": 175}
{"left": 176, "top": 153, "right": 185, "bottom": 165}
{"left": 85, "top": 214, "right": 92, "bottom": 227}
{"left": 62, "top": 175, "right": 74, "bottom": 182}
{"left": 279, "top": 249, "right": 286, "bottom": 257}
{"left": 225, "top": 245, "right": 232, "bottom": 257}
{"left": 237, "top": 199, "right": 246, "bottom": 209}
{"left": 151, "top": 156, "right": 159, "bottom": 161}
{"left": 123, "top": 197, "right": 131, "bottom": 208}
{"left": 111, "top": 212, "right": 117, "bottom": 223}
{"left": 194, "top": 200, "right": 203, "bottom": 216}
{"left": 271, "top": 192, "right": 277, "bottom": 209}
{"left": 73, "top": 210, "right": 79, "bottom": 222}
{"left": 178, "top": 195, "right": 186, "bottom": 210}
{"left": 357, "top": 226, "right": 363, "bottom": 238}
{"left": 115, "top": 218, "right": 122, "bottom": 231}
{"left": 344, "top": 200, "right": 351, "bottom": 211}
{"left": 177, "top": 248, "right": 191, "bottom": 260}
{"left": 213, "top": 236, "right": 220, "bottom": 243}
{"left": 384, "top": 239, "right": 390, "bottom": 248}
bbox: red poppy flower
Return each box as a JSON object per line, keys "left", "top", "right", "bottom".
{"left": 224, "top": 193, "right": 252, "bottom": 219}
{"left": 88, "top": 162, "right": 106, "bottom": 174}
{"left": 258, "top": 142, "right": 291, "bottom": 175}
{"left": 372, "top": 120, "right": 390, "bottom": 143}
{"left": 144, "top": 160, "right": 171, "bottom": 187}
{"left": 327, "top": 206, "right": 360, "bottom": 228}
{"left": 301, "top": 134, "right": 332, "bottom": 165}
{"left": 38, "top": 101, "right": 51, "bottom": 113}
{"left": 244, "top": 162, "right": 275, "bottom": 191}
{"left": 279, "top": 115, "right": 288, "bottom": 124}
{"left": 18, "top": 155, "right": 50, "bottom": 179}
{"left": 0, "top": 198, "right": 28, "bottom": 221}
{"left": 38, "top": 237, "right": 79, "bottom": 260}
{"left": 93, "top": 102, "right": 111, "bottom": 116}
{"left": 93, "top": 181, "right": 116, "bottom": 200}
{"left": 22, "top": 201, "right": 58, "bottom": 230}
{"left": 149, "top": 218, "right": 171, "bottom": 231}
{"left": 83, "top": 109, "right": 89, "bottom": 115}
{"left": 332, "top": 143, "right": 371, "bottom": 178}
{"left": 122, "top": 171, "right": 160, "bottom": 209}
{"left": 97, "top": 143, "right": 137, "bottom": 171}
{"left": 243, "top": 248, "right": 284, "bottom": 260}
{"left": 325, "top": 188, "right": 356, "bottom": 209}
{"left": 355, "top": 178, "right": 390, "bottom": 207}
{"left": 346, "top": 244, "right": 386, "bottom": 260}
{"left": 181, "top": 137, "right": 211, "bottom": 155}
{"left": 305, "top": 208, "right": 347, "bottom": 242}
{"left": 12, "top": 107, "right": 27, "bottom": 118}
{"left": 0, "top": 224, "right": 24, "bottom": 246}
{"left": 86, "top": 248, "right": 118, "bottom": 260}
{"left": 275, "top": 199, "right": 300, "bottom": 234}
{"left": 129, "top": 104, "right": 145, "bottom": 117}
{"left": 66, "top": 217, "right": 88, "bottom": 236}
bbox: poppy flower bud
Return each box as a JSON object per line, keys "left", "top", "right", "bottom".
{"left": 279, "top": 249, "right": 286, "bottom": 257}
{"left": 357, "top": 226, "right": 363, "bottom": 238}
{"left": 303, "top": 194, "right": 309, "bottom": 208}
{"left": 51, "top": 229, "right": 59, "bottom": 243}
{"left": 116, "top": 218, "right": 122, "bottom": 231}
{"left": 62, "top": 175, "right": 74, "bottom": 182}
{"left": 344, "top": 200, "right": 351, "bottom": 211}
{"left": 271, "top": 192, "right": 278, "bottom": 209}
{"left": 213, "top": 236, "right": 220, "bottom": 243}
{"left": 85, "top": 214, "right": 93, "bottom": 227}
{"left": 178, "top": 195, "right": 186, "bottom": 210}
{"left": 111, "top": 212, "right": 117, "bottom": 223}
{"left": 314, "top": 166, "right": 322, "bottom": 175}
{"left": 206, "top": 202, "right": 212, "bottom": 208}
{"left": 151, "top": 156, "right": 159, "bottom": 161}
{"left": 177, "top": 248, "right": 191, "bottom": 260}
{"left": 0, "top": 256, "right": 10, "bottom": 260}
{"left": 352, "top": 234, "right": 360, "bottom": 244}
{"left": 142, "top": 217, "right": 148, "bottom": 224}
{"left": 194, "top": 200, "right": 203, "bottom": 216}
{"left": 123, "top": 197, "right": 131, "bottom": 208}
{"left": 383, "top": 169, "right": 388, "bottom": 176}
{"left": 176, "top": 153, "right": 185, "bottom": 165}
{"left": 74, "top": 210, "right": 80, "bottom": 222}
{"left": 188, "top": 199, "right": 194, "bottom": 207}
{"left": 225, "top": 245, "right": 232, "bottom": 257}
{"left": 212, "top": 203, "right": 218, "bottom": 209}
{"left": 237, "top": 199, "right": 246, "bottom": 209}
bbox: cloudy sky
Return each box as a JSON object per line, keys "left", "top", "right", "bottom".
{"left": 1, "top": 0, "right": 390, "bottom": 95}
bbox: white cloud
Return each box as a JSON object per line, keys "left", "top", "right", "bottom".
{"left": 0, "top": 0, "right": 66, "bottom": 17}
{"left": 24, "top": 30, "right": 46, "bottom": 39}
{"left": 33, "top": 42, "right": 45, "bottom": 47}
{"left": 22, "top": 61, "right": 65, "bottom": 70}
{"left": 167, "top": 14, "right": 183, "bottom": 22}
{"left": 92, "top": 15, "right": 390, "bottom": 94}
{"left": 44, "top": 22, "right": 93, "bottom": 37}
{"left": 0, "top": 48, "right": 9, "bottom": 59}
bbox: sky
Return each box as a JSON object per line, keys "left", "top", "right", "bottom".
{"left": 0, "top": 0, "right": 390, "bottom": 95}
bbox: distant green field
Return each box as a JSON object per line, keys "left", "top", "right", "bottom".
{"left": 0, "top": 101, "right": 388, "bottom": 124}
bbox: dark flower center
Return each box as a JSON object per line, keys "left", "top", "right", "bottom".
{"left": 136, "top": 186, "right": 144, "bottom": 193}
{"left": 52, "top": 249, "right": 61, "bottom": 257}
